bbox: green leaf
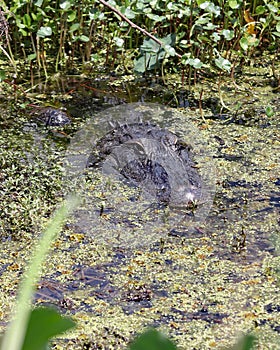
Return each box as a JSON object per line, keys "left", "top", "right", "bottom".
{"left": 27, "top": 53, "right": 37, "bottom": 61}
{"left": 272, "top": 31, "right": 280, "bottom": 37}
{"left": 60, "top": 0, "right": 72, "bottom": 11}
{"left": 228, "top": 0, "right": 239, "bottom": 9}
{"left": 240, "top": 36, "right": 249, "bottom": 51}
{"left": 164, "top": 44, "right": 176, "bottom": 56}
{"left": 146, "top": 13, "right": 166, "bottom": 23}
{"left": 37, "top": 26, "right": 52, "bottom": 38}
{"left": 23, "top": 14, "right": 31, "bottom": 28}
{"left": 21, "top": 307, "right": 75, "bottom": 350}
{"left": 0, "top": 70, "right": 6, "bottom": 82}
{"left": 276, "top": 22, "right": 280, "bottom": 32}
{"left": 215, "top": 56, "right": 231, "bottom": 72}
{"left": 161, "top": 33, "right": 176, "bottom": 47}
{"left": 129, "top": 328, "right": 177, "bottom": 350}
{"left": 34, "top": 0, "right": 43, "bottom": 6}
{"left": 114, "top": 37, "right": 124, "bottom": 47}
{"left": 67, "top": 10, "right": 76, "bottom": 22}
{"left": 265, "top": 105, "right": 274, "bottom": 117}
{"left": 69, "top": 23, "right": 80, "bottom": 32}
{"left": 141, "top": 38, "right": 161, "bottom": 53}
{"left": 267, "top": 4, "right": 278, "bottom": 13}
{"left": 255, "top": 5, "right": 266, "bottom": 15}
{"left": 134, "top": 55, "right": 146, "bottom": 73}
{"left": 182, "top": 57, "right": 205, "bottom": 69}
{"left": 79, "top": 35, "right": 90, "bottom": 42}
{"left": 211, "top": 32, "right": 220, "bottom": 42}
{"left": 221, "top": 29, "right": 234, "bottom": 40}
{"left": 123, "top": 7, "right": 136, "bottom": 19}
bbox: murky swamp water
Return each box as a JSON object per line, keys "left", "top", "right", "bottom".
{"left": 0, "top": 70, "right": 279, "bottom": 349}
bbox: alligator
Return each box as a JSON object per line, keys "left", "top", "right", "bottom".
{"left": 87, "top": 122, "right": 202, "bottom": 206}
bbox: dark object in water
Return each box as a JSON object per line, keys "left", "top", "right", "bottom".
{"left": 87, "top": 122, "right": 201, "bottom": 205}
{"left": 31, "top": 106, "right": 71, "bottom": 127}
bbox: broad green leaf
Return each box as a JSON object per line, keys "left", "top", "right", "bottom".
{"left": 19, "top": 28, "right": 28, "bottom": 36}
{"left": 204, "top": 22, "right": 217, "bottom": 30}
{"left": 141, "top": 38, "right": 161, "bottom": 53}
{"left": 215, "top": 56, "right": 231, "bottom": 72}
{"left": 37, "top": 26, "right": 52, "bottom": 38}
{"left": 21, "top": 307, "right": 75, "bottom": 350}
{"left": 161, "top": 33, "right": 176, "bottom": 47}
{"left": 164, "top": 44, "right": 176, "bottom": 56}
{"left": 276, "top": 22, "right": 280, "bottom": 32}
{"left": 134, "top": 55, "right": 146, "bottom": 73}
{"left": 129, "top": 328, "right": 177, "bottom": 350}
{"left": 195, "top": 16, "right": 211, "bottom": 25}
{"left": 89, "top": 8, "right": 101, "bottom": 21}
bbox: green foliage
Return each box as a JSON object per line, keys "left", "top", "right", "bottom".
{"left": 0, "top": 0, "right": 279, "bottom": 80}
{"left": 21, "top": 307, "right": 75, "bottom": 350}
{"left": 134, "top": 34, "right": 176, "bottom": 73}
